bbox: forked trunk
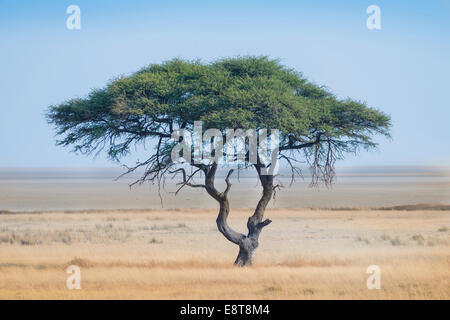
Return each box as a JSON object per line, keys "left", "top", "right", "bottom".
{"left": 234, "top": 237, "right": 258, "bottom": 266}
{"left": 205, "top": 164, "right": 273, "bottom": 267}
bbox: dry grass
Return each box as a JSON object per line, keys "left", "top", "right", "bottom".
{"left": 0, "top": 208, "right": 449, "bottom": 299}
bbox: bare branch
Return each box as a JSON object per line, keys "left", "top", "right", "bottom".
{"left": 223, "top": 169, "right": 234, "bottom": 197}
{"left": 169, "top": 168, "right": 205, "bottom": 195}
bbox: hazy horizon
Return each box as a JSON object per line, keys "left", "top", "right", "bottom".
{"left": 1, "top": 166, "right": 448, "bottom": 212}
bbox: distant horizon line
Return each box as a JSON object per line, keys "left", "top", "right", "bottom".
{"left": 0, "top": 165, "right": 449, "bottom": 171}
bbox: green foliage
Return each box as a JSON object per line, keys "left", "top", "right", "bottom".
{"left": 46, "top": 56, "right": 391, "bottom": 183}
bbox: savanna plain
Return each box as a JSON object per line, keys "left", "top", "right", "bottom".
{"left": 0, "top": 167, "right": 449, "bottom": 299}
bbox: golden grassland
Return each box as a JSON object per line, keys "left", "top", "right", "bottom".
{"left": 0, "top": 208, "right": 449, "bottom": 299}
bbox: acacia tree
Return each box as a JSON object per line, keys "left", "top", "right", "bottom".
{"left": 47, "top": 56, "right": 390, "bottom": 266}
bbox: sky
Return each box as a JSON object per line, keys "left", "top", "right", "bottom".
{"left": 0, "top": 0, "right": 449, "bottom": 168}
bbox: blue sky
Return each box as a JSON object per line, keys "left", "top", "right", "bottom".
{"left": 0, "top": 0, "right": 449, "bottom": 167}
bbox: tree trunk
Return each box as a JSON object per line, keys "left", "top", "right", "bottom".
{"left": 204, "top": 164, "right": 273, "bottom": 267}
{"left": 235, "top": 172, "right": 273, "bottom": 266}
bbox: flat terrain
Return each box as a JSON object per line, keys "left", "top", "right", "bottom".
{"left": 1, "top": 167, "right": 449, "bottom": 211}
{"left": 1, "top": 208, "right": 449, "bottom": 299}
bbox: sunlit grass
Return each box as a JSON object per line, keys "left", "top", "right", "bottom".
{"left": 0, "top": 209, "right": 448, "bottom": 299}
